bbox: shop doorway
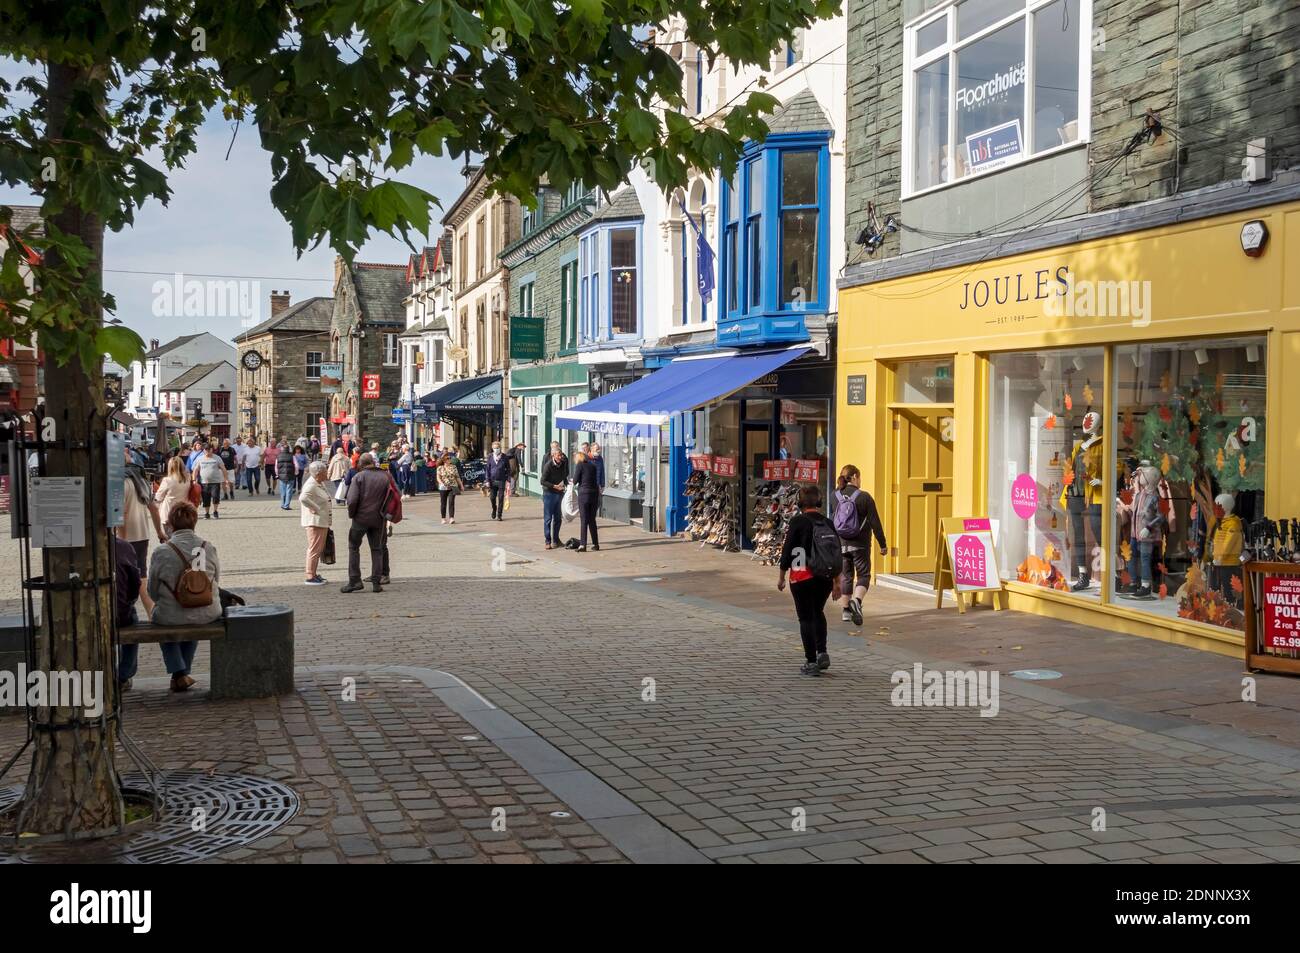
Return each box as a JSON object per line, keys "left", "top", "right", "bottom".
{"left": 742, "top": 420, "right": 773, "bottom": 548}
{"left": 890, "top": 406, "right": 954, "bottom": 574}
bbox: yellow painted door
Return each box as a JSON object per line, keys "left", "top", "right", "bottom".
{"left": 892, "top": 407, "right": 954, "bottom": 573}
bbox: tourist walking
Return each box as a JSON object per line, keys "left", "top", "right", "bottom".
{"left": 276, "top": 440, "right": 297, "bottom": 509}
{"left": 218, "top": 439, "right": 238, "bottom": 500}
{"left": 486, "top": 441, "right": 511, "bottom": 520}
{"left": 831, "top": 464, "right": 887, "bottom": 627}
{"left": 154, "top": 455, "right": 193, "bottom": 534}
{"left": 590, "top": 443, "right": 606, "bottom": 490}
{"left": 242, "top": 436, "right": 263, "bottom": 494}
{"left": 539, "top": 444, "right": 568, "bottom": 550}
{"left": 299, "top": 460, "right": 332, "bottom": 586}
{"left": 436, "top": 452, "right": 463, "bottom": 524}
{"left": 194, "top": 444, "right": 231, "bottom": 520}
{"left": 146, "top": 502, "right": 220, "bottom": 692}
{"left": 327, "top": 445, "right": 350, "bottom": 501}
{"left": 778, "top": 484, "right": 842, "bottom": 677}
{"left": 396, "top": 443, "right": 414, "bottom": 497}
{"left": 571, "top": 450, "right": 601, "bottom": 551}
{"left": 263, "top": 438, "right": 280, "bottom": 496}
{"left": 342, "top": 453, "right": 390, "bottom": 593}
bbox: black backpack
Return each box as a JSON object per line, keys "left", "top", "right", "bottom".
{"left": 807, "top": 515, "right": 843, "bottom": 579}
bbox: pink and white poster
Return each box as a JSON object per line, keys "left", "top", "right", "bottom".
{"left": 1011, "top": 473, "right": 1038, "bottom": 520}
{"left": 944, "top": 524, "right": 1001, "bottom": 593}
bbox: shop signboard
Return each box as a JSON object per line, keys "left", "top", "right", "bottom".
{"left": 1261, "top": 575, "right": 1300, "bottom": 650}
{"left": 1011, "top": 472, "right": 1038, "bottom": 519}
{"left": 934, "top": 516, "right": 1003, "bottom": 613}
{"left": 689, "top": 453, "right": 713, "bottom": 472}
{"left": 846, "top": 375, "right": 867, "bottom": 406}
{"left": 509, "top": 316, "right": 545, "bottom": 361}
{"left": 793, "top": 458, "right": 820, "bottom": 482}
{"left": 965, "top": 119, "right": 1023, "bottom": 176}
{"left": 320, "top": 362, "right": 343, "bottom": 394}
{"left": 711, "top": 455, "right": 737, "bottom": 477}
{"left": 762, "top": 459, "right": 792, "bottom": 481}
{"left": 362, "top": 373, "right": 381, "bottom": 399}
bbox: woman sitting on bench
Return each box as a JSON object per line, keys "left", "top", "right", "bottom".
{"left": 147, "top": 501, "right": 221, "bottom": 692}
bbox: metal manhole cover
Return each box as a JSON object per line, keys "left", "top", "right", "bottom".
{"left": 0, "top": 770, "right": 299, "bottom": 864}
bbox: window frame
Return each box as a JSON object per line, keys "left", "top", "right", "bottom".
{"left": 210, "top": 390, "right": 230, "bottom": 414}
{"left": 720, "top": 131, "right": 831, "bottom": 324}
{"left": 578, "top": 221, "right": 643, "bottom": 345}
{"left": 559, "top": 257, "right": 578, "bottom": 353}
{"left": 902, "top": 0, "right": 1093, "bottom": 198}
{"left": 305, "top": 350, "right": 322, "bottom": 381}
{"left": 383, "top": 333, "right": 400, "bottom": 367}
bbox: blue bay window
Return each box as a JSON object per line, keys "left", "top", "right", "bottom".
{"left": 719, "top": 132, "right": 830, "bottom": 346}
{"left": 578, "top": 221, "right": 643, "bottom": 346}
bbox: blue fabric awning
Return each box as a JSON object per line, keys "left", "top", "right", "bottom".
{"left": 556, "top": 347, "right": 810, "bottom": 438}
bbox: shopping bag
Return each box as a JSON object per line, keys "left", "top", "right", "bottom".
{"left": 321, "top": 529, "right": 336, "bottom": 565}
{"left": 561, "top": 482, "right": 579, "bottom": 522}
{"left": 334, "top": 480, "right": 347, "bottom": 503}
{"left": 187, "top": 479, "right": 201, "bottom": 507}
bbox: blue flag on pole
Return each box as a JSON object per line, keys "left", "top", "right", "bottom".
{"left": 677, "top": 197, "right": 715, "bottom": 305}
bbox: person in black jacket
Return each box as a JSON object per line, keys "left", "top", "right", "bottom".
{"left": 778, "top": 484, "right": 841, "bottom": 677}
{"left": 571, "top": 451, "right": 601, "bottom": 551}
{"left": 539, "top": 445, "right": 569, "bottom": 550}
{"left": 831, "top": 464, "right": 887, "bottom": 626}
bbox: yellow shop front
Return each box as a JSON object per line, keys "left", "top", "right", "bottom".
{"left": 838, "top": 200, "right": 1300, "bottom": 656}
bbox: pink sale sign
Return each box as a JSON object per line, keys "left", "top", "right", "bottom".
{"left": 1011, "top": 473, "right": 1038, "bottom": 520}
{"left": 953, "top": 535, "right": 988, "bottom": 588}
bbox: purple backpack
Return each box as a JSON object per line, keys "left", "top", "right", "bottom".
{"left": 832, "top": 489, "right": 863, "bottom": 539}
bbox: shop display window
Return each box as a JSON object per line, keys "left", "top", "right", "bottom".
{"left": 1112, "top": 338, "right": 1265, "bottom": 631}
{"left": 987, "top": 347, "right": 1104, "bottom": 601}
{"left": 895, "top": 358, "right": 955, "bottom": 403}
{"left": 604, "top": 433, "right": 647, "bottom": 496}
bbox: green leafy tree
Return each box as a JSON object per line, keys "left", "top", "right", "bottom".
{"left": 1135, "top": 397, "right": 1195, "bottom": 485}
{"left": 0, "top": 0, "right": 837, "bottom": 835}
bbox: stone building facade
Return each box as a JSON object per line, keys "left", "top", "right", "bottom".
{"left": 329, "top": 259, "right": 406, "bottom": 445}
{"left": 235, "top": 294, "right": 335, "bottom": 443}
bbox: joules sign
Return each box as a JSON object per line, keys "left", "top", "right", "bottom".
{"left": 960, "top": 266, "right": 1071, "bottom": 310}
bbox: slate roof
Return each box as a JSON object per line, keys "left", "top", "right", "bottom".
{"left": 587, "top": 187, "right": 643, "bottom": 224}
{"left": 400, "top": 316, "right": 450, "bottom": 338}
{"left": 765, "top": 90, "right": 831, "bottom": 135}
{"left": 235, "top": 296, "right": 335, "bottom": 342}
{"left": 158, "top": 360, "right": 232, "bottom": 392}
{"left": 352, "top": 264, "right": 408, "bottom": 325}
{"left": 146, "top": 333, "right": 205, "bottom": 359}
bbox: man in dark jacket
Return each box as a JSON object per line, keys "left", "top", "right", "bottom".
{"left": 486, "top": 441, "right": 511, "bottom": 521}
{"left": 539, "top": 445, "right": 569, "bottom": 549}
{"left": 275, "top": 439, "right": 297, "bottom": 510}
{"left": 343, "top": 453, "right": 390, "bottom": 593}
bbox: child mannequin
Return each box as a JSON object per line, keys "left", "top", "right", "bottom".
{"left": 1124, "top": 463, "right": 1163, "bottom": 600}
{"left": 1211, "top": 492, "right": 1244, "bottom": 605}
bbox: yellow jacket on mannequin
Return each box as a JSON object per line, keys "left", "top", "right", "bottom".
{"left": 1058, "top": 438, "right": 1105, "bottom": 508}
{"left": 1212, "top": 514, "right": 1244, "bottom": 566}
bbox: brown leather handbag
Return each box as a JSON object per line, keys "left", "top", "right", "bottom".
{"left": 166, "top": 541, "right": 214, "bottom": 608}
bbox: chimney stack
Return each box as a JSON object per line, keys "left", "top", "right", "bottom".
{"left": 149, "top": 338, "right": 159, "bottom": 352}
{"left": 270, "top": 289, "right": 291, "bottom": 317}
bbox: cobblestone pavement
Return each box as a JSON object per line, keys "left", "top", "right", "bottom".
{"left": 4, "top": 488, "right": 1300, "bottom": 863}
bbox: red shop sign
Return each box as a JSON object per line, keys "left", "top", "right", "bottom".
{"left": 688, "top": 453, "right": 713, "bottom": 472}
{"left": 762, "top": 459, "right": 793, "bottom": 481}
{"left": 362, "top": 373, "right": 381, "bottom": 399}
{"left": 793, "top": 458, "right": 821, "bottom": 482}
{"left": 1262, "top": 575, "right": 1300, "bottom": 650}
{"left": 711, "top": 455, "right": 738, "bottom": 477}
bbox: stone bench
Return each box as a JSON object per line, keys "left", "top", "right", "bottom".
{"left": 120, "top": 604, "right": 294, "bottom": 700}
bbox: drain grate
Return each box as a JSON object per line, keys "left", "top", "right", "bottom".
{"left": 0, "top": 770, "right": 299, "bottom": 864}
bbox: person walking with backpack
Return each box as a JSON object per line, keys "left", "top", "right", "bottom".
{"left": 831, "top": 464, "right": 887, "bottom": 627}
{"left": 778, "top": 484, "right": 842, "bottom": 677}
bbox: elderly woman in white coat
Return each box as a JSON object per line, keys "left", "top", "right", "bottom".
{"left": 300, "top": 459, "right": 333, "bottom": 586}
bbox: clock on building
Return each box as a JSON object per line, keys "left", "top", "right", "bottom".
{"left": 241, "top": 350, "right": 264, "bottom": 372}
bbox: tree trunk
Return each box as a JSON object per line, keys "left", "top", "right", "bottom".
{"left": 16, "top": 61, "right": 123, "bottom": 836}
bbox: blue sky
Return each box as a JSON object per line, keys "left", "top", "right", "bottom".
{"left": 1, "top": 62, "right": 467, "bottom": 348}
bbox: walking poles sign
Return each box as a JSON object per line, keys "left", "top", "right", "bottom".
{"left": 934, "top": 517, "right": 1004, "bottom": 614}
{"left": 1243, "top": 560, "right": 1300, "bottom": 676}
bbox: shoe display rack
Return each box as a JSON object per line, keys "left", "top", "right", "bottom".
{"left": 750, "top": 482, "right": 801, "bottom": 565}
{"left": 685, "top": 470, "right": 739, "bottom": 552}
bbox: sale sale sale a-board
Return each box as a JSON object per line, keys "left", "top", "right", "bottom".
{"left": 934, "top": 517, "right": 1005, "bottom": 614}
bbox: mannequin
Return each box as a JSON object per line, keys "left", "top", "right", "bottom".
{"left": 1058, "top": 410, "right": 1104, "bottom": 591}
{"left": 1123, "top": 463, "right": 1163, "bottom": 600}
{"left": 1211, "top": 492, "right": 1244, "bottom": 605}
